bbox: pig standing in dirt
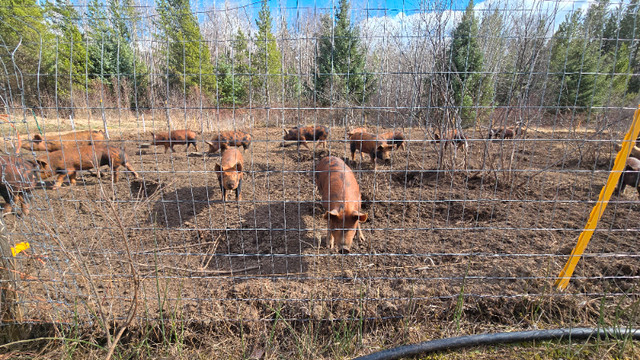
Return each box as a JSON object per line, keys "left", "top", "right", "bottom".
{"left": 433, "top": 129, "right": 468, "bottom": 152}
{"left": 22, "top": 130, "right": 105, "bottom": 152}
{"left": 205, "top": 130, "right": 252, "bottom": 154}
{"left": 488, "top": 127, "right": 515, "bottom": 139}
{"left": 615, "top": 157, "right": 640, "bottom": 198}
{"left": 151, "top": 129, "right": 198, "bottom": 153}
{"left": 36, "top": 145, "right": 139, "bottom": 189}
{"left": 0, "top": 155, "right": 39, "bottom": 216}
{"left": 215, "top": 144, "right": 244, "bottom": 202}
{"left": 349, "top": 131, "right": 393, "bottom": 168}
{"left": 283, "top": 125, "right": 329, "bottom": 150}
{"left": 315, "top": 156, "right": 367, "bottom": 253}
{"left": 379, "top": 130, "right": 406, "bottom": 150}
{"left": 347, "top": 127, "right": 368, "bottom": 137}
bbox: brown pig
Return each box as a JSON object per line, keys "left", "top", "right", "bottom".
{"left": 379, "top": 130, "right": 406, "bottom": 150}
{"left": 22, "top": 130, "right": 105, "bottom": 152}
{"left": 36, "top": 145, "right": 139, "bottom": 189}
{"left": 315, "top": 156, "right": 367, "bottom": 253}
{"left": 347, "top": 127, "right": 367, "bottom": 137}
{"left": 615, "top": 157, "right": 640, "bottom": 198}
{"left": 151, "top": 129, "right": 198, "bottom": 153}
{"left": 433, "top": 129, "right": 468, "bottom": 152}
{"left": 205, "top": 130, "right": 252, "bottom": 154}
{"left": 283, "top": 125, "right": 329, "bottom": 150}
{"left": 349, "top": 131, "right": 393, "bottom": 168}
{"left": 488, "top": 126, "right": 515, "bottom": 139}
{"left": 214, "top": 145, "right": 244, "bottom": 202}
{"left": 0, "top": 155, "right": 39, "bottom": 216}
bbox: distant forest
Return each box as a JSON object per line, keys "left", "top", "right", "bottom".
{"left": 1, "top": 0, "right": 638, "bottom": 127}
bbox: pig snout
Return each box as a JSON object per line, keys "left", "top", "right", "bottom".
{"left": 223, "top": 173, "right": 240, "bottom": 190}
{"left": 376, "top": 148, "right": 392, "bottom": 162}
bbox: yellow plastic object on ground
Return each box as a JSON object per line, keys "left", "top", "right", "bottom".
{"left": 555, "top": 105, "right": 640, "bottom": 290}
{"left": 11, "top": 242, "right": 30, "bottom": 257}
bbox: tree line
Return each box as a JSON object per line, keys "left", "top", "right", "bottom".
{"left": 0, "top": 0, "right": 638, "bottom": 127}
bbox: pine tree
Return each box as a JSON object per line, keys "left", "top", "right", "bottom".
{"left": 0, "top": 0, "right": 50, "bottom": 107}
{"left": 252, "top": 0, "right": 282, "bottom": 103}
{"left": 549, "top": 11, "right": 599, "bottom": 109}
{"left": 314, "top": 0, "right": 375, "bottom": 105}
{"left": 87, "top": 0, "right": 149, "bottom": 109}
{"left": 449, "top": 0, "right": 490, "bottom": 127}
{"left": 156, "top": 0, "right": 216, "bottom": 97}
{"left": 216, "top": 30, "right": 251, "bottom": 105}
{"left": 42, "top": 0, "right": 88, "bottom": 102}
{"left": 618, "top": 0, "right": 640, "bottom": 93}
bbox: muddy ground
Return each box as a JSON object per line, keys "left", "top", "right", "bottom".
{"left": 5, "top": 124, "right": 640, "bottom": 351}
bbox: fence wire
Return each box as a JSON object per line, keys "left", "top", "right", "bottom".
{"left": 0, "top": 0, "right": 639, "bottom": 333}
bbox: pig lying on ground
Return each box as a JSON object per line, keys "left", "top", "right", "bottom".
{"left": 283, "top": 125, "right": 329, "bottom": 150}
{"left": 37, "top": 145, "right": 139, "bottom": 189}
{"left": 315, "top": 156, "right": 367, "bottom": 253}
{"left": 215, "top": 144, "right": 244, "bottom": 202}
{"left": 206, "top": 130, "right": 252, "bottom": 154}
{"left": 151, "top": 129, "right": 198, "bottom": 153}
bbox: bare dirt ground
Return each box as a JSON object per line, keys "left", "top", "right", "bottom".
{"left": 4, "top": 123, "right": 640, "bottom": 358}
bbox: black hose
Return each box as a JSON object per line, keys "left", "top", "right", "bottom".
{"left": 353, "top": 327, "right": 640, "bottom": 360}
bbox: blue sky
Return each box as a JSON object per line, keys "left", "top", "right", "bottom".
{"left": 189, "top": 0, "right": 596, "bottom": 32}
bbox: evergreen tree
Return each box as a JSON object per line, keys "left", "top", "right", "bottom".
{"left": 43, "top": 0, "right": 88, "bottom": 101}
{"left": 87, "top": 0, "right": 149, "bottom": 109}
{"left": 549, "top": 11, "right": 599, "bottom": 109}
{"left": 252, "top": 0, "right": 282, "bottom": 103}
{"left": 618, "top": 0, "right": 640, "bottom": 93}
{"left": 449, "top": 0, "right": 491, "bottom": 127}
{"left": 156, "top": 0, "right": 216, "bottom": 97}
{"left": 0, "top": 0, "right": 50, "bottom": 107}
{"left": 314, "top": 0, "right": 375, "bottom": 105}
{"left": 216, "top": 30, "right": 251, "bottom": 105}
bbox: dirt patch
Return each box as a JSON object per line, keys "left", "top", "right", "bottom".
{"left": 6, "top": 126, "right": 639, "bottom": 349}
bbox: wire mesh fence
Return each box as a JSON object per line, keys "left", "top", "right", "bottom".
{"left": 1, "top": 0, "right": 640, "bottom": 355}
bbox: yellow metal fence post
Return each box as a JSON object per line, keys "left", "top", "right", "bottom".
{"left": 555, "top": 105, "right": 640, "bottom": 290}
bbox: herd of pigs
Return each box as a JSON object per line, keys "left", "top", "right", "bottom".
{"left": 1, "top": 123, "right": 639, "bottom": 253}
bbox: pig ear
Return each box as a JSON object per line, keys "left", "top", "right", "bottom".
{"left": 283, "top": 129, "right": 288, "bottom": 135}
{"left": 205, "top": 141, "right": 213, "bottom": 146}
{"left": 214, "top": 163, "right": 221, "bottom": 172}
{"left": 236, "top": 162, "right": 243, "bottom": 172}
{"left": 33, "top": 134, "right": 43, "bottom": 142}
{"left": 353, "top": 212, "right": 368, "bottom": 222}
{"left": 323, "top": 209, "right": 340, "bottom": 219}
{"left": 220, "top": 143, "right": 229, "bottom": 151}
